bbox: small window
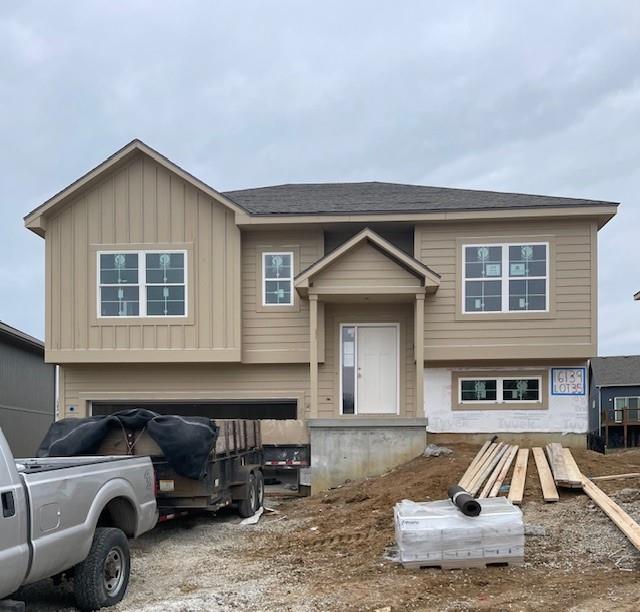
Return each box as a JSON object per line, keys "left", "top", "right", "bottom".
{"left": 99, "top": 253, "right": 139, "bottom": 316}
{"left": 463, "top": 243, "right": 548, "bottom": 313}
{"left": 502, "top": 378, "right": 540, "bottom": 402}
{"left": 145, "top": 253, "right": 186, "bottom": 316}
{"left": 460, "top": 379, "right": 497, "bottom": 402}
{"left": 98, "top": 250, "right": 187, "bottom": 318}
{"left": 263, "top": 252, "right": 294, "bottom": 306}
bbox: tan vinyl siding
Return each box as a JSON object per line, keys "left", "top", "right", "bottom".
{"left": 46, "top": 153, "right": 241, "bottom": 363}
{"left": 317, "top": 303, "right": 416, "bottom": 417}
{"left": 241, "top": 229, "right": 323, "bottom": 363}
{"left": 60, "top": 363, "right": 311, "bottom": 420}
{"left": 311, "top": 241, "right": 422, "bottom": 290}
{"left": 416, "top": 218, "right": 597, "bottom": 361}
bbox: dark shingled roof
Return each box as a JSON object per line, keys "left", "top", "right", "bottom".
{"left": 222, "top": 182, "right": 617, "bottom": 216}
{"left": 591, "top": 356, "right": 640, "bottom": 387}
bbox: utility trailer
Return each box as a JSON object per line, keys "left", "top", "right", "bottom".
{"left": 97, "top": 419, "right": 264, "bottom": 518}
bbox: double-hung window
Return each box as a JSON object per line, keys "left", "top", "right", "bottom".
{"left": 459, "top": 376, "right": 542, "bottom": 405}
{"left": 262, "top": 252, "right": 294, "bottom": 306}
{"left": 463, "top": 243, "right": 548, "bottom": 313}
{"left": 98, "top": 250, "right": 187, "bottom": 317}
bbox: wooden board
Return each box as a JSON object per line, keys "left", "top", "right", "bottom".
{"left": 507, "top": 448, "right": 529, "bottom": 505}
{"left": 591, "top": 472, "right": 640, "bottom": 482}
{"left": 467, "top": 443, "right": 507, "bottom": 496}
{"left": 562, "top": 448, "right": 584, "bottom": 488}
{"left": 479, "top": 445, "right": 514, "bottom": 499}
{"left": 545, "top": 443, "right": 582, "bottom": 488}
{"left": 582, "top": 477, "right": 640, "bottom": 552}
{"left": 489, "top": 445, "right": 519, "bottom": 498}
{"left": 459, "top": 442, "right": 498, "bottom": 490}
{"left": 532, "top": 447, "right": 559, "bottom": 502}
{"left": 458, "top": 440, "right": 492, "bottom": 489}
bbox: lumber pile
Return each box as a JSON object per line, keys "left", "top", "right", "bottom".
{"left": 458, "top": 441, "right": 521, "bottom": 502}
{"left": 544, "top": 443, "right": 582, "bottom": 488}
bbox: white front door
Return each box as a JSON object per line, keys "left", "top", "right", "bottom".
{"left": 341, "top": 324, "right": 399, "bottom": 415}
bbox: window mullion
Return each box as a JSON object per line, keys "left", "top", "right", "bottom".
{"left": 502, "top": 246, "right": 509, "bottom": 312}
{"left": 140, "top": 252, "right": 146, "bottom": 317}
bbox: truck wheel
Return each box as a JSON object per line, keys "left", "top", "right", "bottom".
{"left": 74, "top": 527, "right": 130, "bottom": 611}
{"left": 238, "top": 472, "right": 257, "bottom": 518}
{"left": 255, "top": 470, "right": 264, "bottom": 509}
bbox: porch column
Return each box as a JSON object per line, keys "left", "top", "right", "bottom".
{"left": 309, "top": 294, "right": 319, "bottom": 418}
{"left": 415, "top": 294, "right": 425, "bottom": 417}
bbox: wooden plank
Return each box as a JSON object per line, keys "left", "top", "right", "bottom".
{"left": 562, "top": 448, "right": 585, "bottom": 488}
{"left": 582, "top": 477, "right": 640, "bottom": 552}
{"left": 479, "top": 445, "right": 513, "bottom": 499}
{"left": 507, "top": 448, "right": 529, "bottom": 505}
{"left": 458, "top": 440, "right": 492, "bottom": 489}
{"left": 459, "top": 442, "right": 497, "bottom": 489}
{"left": 546, "top": 443, "right": 582, "bottom": 488}
{"left": 489, "top": 445, "right": 519, "bottom": 497}
{"left": 591, "top": 472, "right": 640, "bottom": 482}
{"left": 532, "top": 447, "right": 559, "bottom": 502}
{"left": 468, "top": 443, "right": 509, "bottom": 497}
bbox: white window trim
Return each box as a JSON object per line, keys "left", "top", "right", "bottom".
{"left": 262, "top": 251, "right": 294, "bottom": 307}
{"left": 462, "top": 242, "right": 549, "bottom": 314}
{"left": 458, "top": 375, "right": 543, "bottom": 405}
{"left": 97, "top": 249, "right": 188, "bottom": 319}
{"left": 339, "top": 322, "right": 400, "bottom": 416}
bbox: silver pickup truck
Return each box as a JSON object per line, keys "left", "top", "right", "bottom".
{"left": 0, "top": 428, "right": 157, "bottom": 610}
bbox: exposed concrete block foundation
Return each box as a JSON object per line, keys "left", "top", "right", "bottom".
{"left": 308, "top": 418, "right": 427, "bottom": 493}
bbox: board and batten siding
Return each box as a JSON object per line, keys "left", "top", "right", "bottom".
{"left": 416, "top": 218, "right": 597, "bottom": 361}
{"left": 59, "top": 363, "right": 311, "bottom": 420}
{"left": 241, "top": 229, "right": 324, "bottom": 363}
{"left": 45, "top": 153, "right": 241, "bottom": 363}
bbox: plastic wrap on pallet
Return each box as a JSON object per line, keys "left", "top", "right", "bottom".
{"left": 394, "top": 497, "right": 524, "bottom": 568}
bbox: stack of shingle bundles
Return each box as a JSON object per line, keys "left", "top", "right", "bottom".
{"left": 394, "top": 497, "right": 524, "bottom": 569}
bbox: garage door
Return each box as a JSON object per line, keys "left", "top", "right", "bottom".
{"left": 91, "top": 400, "right": 297, "bottom": 420}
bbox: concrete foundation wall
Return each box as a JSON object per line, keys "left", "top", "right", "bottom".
{"left": 428, "top": 432, "right": 586, "bottom": 449}
{"left": 308, "top": 418, "right": 427, "bottom": 493}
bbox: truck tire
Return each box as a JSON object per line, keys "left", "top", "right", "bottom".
{"left": 73, "top": 527, "right": 130, "bottom": 611}
{"left": 255, "top": 470, "right": 264, "bottom": 509}
{"left": 238, "top": 472, "right": 257, "bottom": 518}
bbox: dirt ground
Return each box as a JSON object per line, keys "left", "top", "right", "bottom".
{"left": 18, "top": 443, "right": 640, "bottom": 611}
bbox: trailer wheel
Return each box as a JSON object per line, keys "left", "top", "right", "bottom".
{"left": 73, "top": 527, "right": 130, "bottom": 611}
{"left": 238, "top": 472, "right": 257, "bottom": 518}
{"left": 255, "top": 470, "right": 264, "bottom": 509}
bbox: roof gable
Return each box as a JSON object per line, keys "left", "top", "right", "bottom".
{"left": 295, "top": 228, "right": 440, "bottom": 291}
{"left": 24, "top": 139, "right": 247, "bottom": 236}
{"left": 591, "top": 356, "right": 640, "bottom": 387}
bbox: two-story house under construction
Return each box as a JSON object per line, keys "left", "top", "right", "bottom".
{"left": 24, "top": 140, "right": 618, "bottom": 491}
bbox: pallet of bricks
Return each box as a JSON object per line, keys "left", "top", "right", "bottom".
{"left": 456, "top": 438, "right": 640, "bottom": 554}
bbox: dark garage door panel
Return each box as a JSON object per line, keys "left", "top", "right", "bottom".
{"left": 91, "top": 400, "right": 297, "bottom": 420}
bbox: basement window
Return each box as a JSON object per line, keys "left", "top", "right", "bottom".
{"left": 98, "top": 250, "right": 187, "bottom": 318}
{"left": 458, "top": 376, "right": 542, "bottom": 405}
{"left": 463, "top": 243, "right": 548, "bottom": 313}
{"left": 263, "top": 252, "right": 294, "bottom": 306}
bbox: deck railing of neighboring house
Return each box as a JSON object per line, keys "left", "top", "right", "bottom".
{"left": 601, "top": 407, "right": 640, "bottom": 448}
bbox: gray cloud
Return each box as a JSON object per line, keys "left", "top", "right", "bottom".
{"left": 1, "top": 0, "right": 638, "bottom": 354}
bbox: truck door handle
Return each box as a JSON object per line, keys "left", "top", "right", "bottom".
{"left": 2, "top": 491, "right": 15, "bottom": 518}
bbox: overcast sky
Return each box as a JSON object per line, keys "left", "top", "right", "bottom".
{"left": 1, "top": 1, "right": 638, "bottom": 355}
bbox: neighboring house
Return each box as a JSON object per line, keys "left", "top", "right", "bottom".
{"left": 589, "top": 356, "right": 640, "bottom": 449}
{"left": 634, "top": 291, "right": 639, "bottom": 300}
{"left": 0, "top": 321, "right": 55, "bottom": 456}
{"left": 24, "top": 140, "right": 618, "bottom": 491}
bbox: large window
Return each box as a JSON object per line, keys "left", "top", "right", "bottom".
{"left": 262, "top": 252, "right": 294, "bottom": 306}
{"left": 463, "top": 243, "right": 548, "bottom": 313}
{"left": 98, "top": 250, "right": 187, "bottom": 317}
{"left": 458, "top": 376, "right": 542, "bottom": 405}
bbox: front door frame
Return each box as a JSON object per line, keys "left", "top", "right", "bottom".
{"left": 339, "top": 322, "right": 401, "bottom": 416}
